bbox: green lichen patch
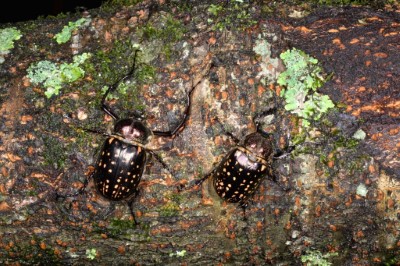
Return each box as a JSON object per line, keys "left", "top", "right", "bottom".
{"left": 301, "top": 250, "right": 338, "bottom": 266}
{"left": 0, "top": 27, "right": 22, "bottom": 52}
{"left": 53, "top": 18, "right": 91, "bottom": 44}
{"left": 0, "top": 27, "right": 22, "bottom": 64}
{"left": 26, "top": 53, "right": 91, "bottom": 98}
{"left": 277, "top": 48, "right": 334, "bottom": 127}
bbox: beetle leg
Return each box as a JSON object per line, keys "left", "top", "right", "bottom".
{"left": 126, "top": 190, "right": 140, "bottom": 225}
{"left": 152, "top": 79, "right": 198, "bottom": 138}
{"left": 179, "top": 171, "right": 213, "bottom": 192}
{"left": 210, "top": 117, "right": 241, "bottom": 144}
{"left": 148, "top": 150, "right": 176, "bottom": 179}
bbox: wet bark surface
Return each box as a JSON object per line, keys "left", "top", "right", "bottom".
{"left": 0, "top": 1, "right": 399, "bottom": 265}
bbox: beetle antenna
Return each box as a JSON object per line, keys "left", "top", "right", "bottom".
{"left": 101, "top": 49, "right": 141, "bottom": 120}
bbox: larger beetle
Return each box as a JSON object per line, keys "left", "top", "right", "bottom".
{"left": 80, "top": 50, "right": 197, "bottom": 223}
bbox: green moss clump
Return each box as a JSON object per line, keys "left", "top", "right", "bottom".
{"left": 138, "top": 14, "right": 186, "bottom": 60}
{"left": 277, "top": 48, "right": 334, "bottom": 127}
{"left": 26, "top": 53, "right": 91, "bottom": 98}
{"left": 207, "top": 1, "right": 256, "bottom": 31}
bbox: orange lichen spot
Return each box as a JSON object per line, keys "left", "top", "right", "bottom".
{"left": 339, "top": 26, "right": 348, "bottom": 30}
{"left": 323, "top": 48, "right": 334, "bottom": 56}
{"left": 295, "top": 196, "right": 301, "bottom": 207}
{"left": 384, "top": 31, "right": 398, "bottom": 37}
{"left": 371, "top": 133, "right": 383, "bottom": 141}
{"left": 0, "top": 183, "right": 6, "bottom": 193}
{"left": 27, "top": 146, "right": 34, "bottom": 155}
{"left": 372, "top": 257, "right": 382, "bottom": 263}
{"left": 104, "top": 31, "right": 112, "bottom": 43}
{"left": 315, "top": 205, "right": 321, "bottom": 217}
{"left": 239, "top": 97, "right": 246, "bottom": 107}
{"left": 332, "top": 38, "right": 345, "bottom": 49}
{"left": 23, "top": 76, "right": 31, "bottom": 87}
{"left": 256, "top": 221, "right": 263, "bottom": 231}
{"left": 247, "top": 78, "right": 255, "bottom": 86}
{"left": 298, "top": 26, "right": 311, "bottom": 34}
{"left": 257, "top": 84, "right": 266, "bottom": 97}
{"left": 345, "top": 196, "right": 352, "bottom": 207}
{"left": 169, "top": 71, "right": 177, "bottom": 79}
{"left": 40, "top": 242, "right": 47, "bottom": 250}
{"left": 368, "top": 164, "right": 376, "bottom": 174}
{"left": 221, "top": 91, "right": 228, "bottom": 100}
{"left": 165, "top": 88, "right": 174, "bottom": 98}
{"left": 54, "top": 248, "right": 62, "bottom": 257}
{"left": 20, "top": 115, "right": 33, "bottom": 124}
{"left": 365, "top": 60, "right": 372, "bottom": 67}
{"left": 137, "top": 9, "right": 147, "bottom": 19}
{"left": 329, "top": 224, "right": 337, "bottom": 232}
{"left": 327, "top": 160, "right": 335, "bottom": 168}
{"left": 0, "top": 201, "right": 11, "bottom": 211}
{"left": 356, "top": 230, "right": 364, "bottom": 238}
{"left": 7, "top": 152, "right": 21, "bottom": 162}
{"left": 117, "top": 245, "right": 126, "bottom": 255}
{"left": 357, "top": 86, "right": 366, "bottom": 92}
{"left": 274, "top": 85, "right": 282, "bottom": 96}
{"left": 389, "top": 128, "right": 399, "bottom": 135}
{"left": 167, "top": 103, "right": 173, "bottom": 111}
{"left": 373, "top": 52, "right": 388, "bottom": 58}
{"left": 328, "top": 29, "right": 339, "bottom": 33}
{"left": 349, "top": 38, "right": 360, "bottom": 44}
{"left": 224, "top": 252, "right": 232, "bottom": 260}
{"left": 208, "top": 36, "right": 216, "bottom": 45}
{"left": 367, "top": 16, "right": 381, "bottom": 22}
{"left": 387, "top": 198, "right": 395, "bottom": 209}
{"left": 202, "top": 197, "right": 214, "bottom": 205}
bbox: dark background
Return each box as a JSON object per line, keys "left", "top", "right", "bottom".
{"left": 0, "top": 0, "right": 104, "bottom": 24}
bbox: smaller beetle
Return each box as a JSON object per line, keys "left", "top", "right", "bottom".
{"left": 186, "top": 108, "right": 292, "bottom": 214}
{"left": 79, "top": 50, "right": 197, "bottom": 223}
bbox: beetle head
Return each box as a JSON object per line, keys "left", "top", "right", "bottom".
{"left": 114, "top": 118, "right": 152, "bottom": 143}
{"left": 242, "top": 132, "right": 273, "bottom": 160}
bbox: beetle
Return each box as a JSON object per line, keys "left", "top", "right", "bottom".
{"left": 78, "top": 50, "right": 197, "bottom": 223}
{"left": 186, "top": 107, "right": 292, "bottom": 214}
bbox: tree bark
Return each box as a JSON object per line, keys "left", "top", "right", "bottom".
{"left": 0, "top": 1, "right": 399, "bottom": 265}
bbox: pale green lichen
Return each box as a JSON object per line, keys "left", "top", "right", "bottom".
{"left": 253, "top": 35, "right": 281, "bottom": 84}
{"left": 169, "top": 249, "right": 187, "bottom": 257}
{"left": 277, "top": 48, "right": 334, "bottom": 127}
{"left": 0, "top": 27, "right": 22, "bottom": 64}
{"left": 54, "top": 17, "right": 91, "bottom": 44}
{"left": 356, "top": 183, "right": 368, "bottom": 197}
{"left": 85, "top": 248, "right": 97, "bottom": 260}
{"left": 0, "top": 27, "right": 22, "bottom": 52}
{"left": 352, "top": 128, "right": 366, "bottom": 140}
{"left": 301, "top": 250, "right": 338, "bottom": 266}
{"left": 27, "top": 53, "right": 91, "bottom": 98}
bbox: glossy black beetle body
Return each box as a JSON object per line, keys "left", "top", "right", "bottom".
{"left": 93, "top": 119, "right": 151, "bottom": 201}
{"left": 187, "top": 108, "right": 291, "bottom": 211}
{"left": 212, "top": 132, "right": 274, "bottom": 204}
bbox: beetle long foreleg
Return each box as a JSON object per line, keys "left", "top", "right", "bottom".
{"left": 101, "top": 49, "right": 140, "bottom": 121}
